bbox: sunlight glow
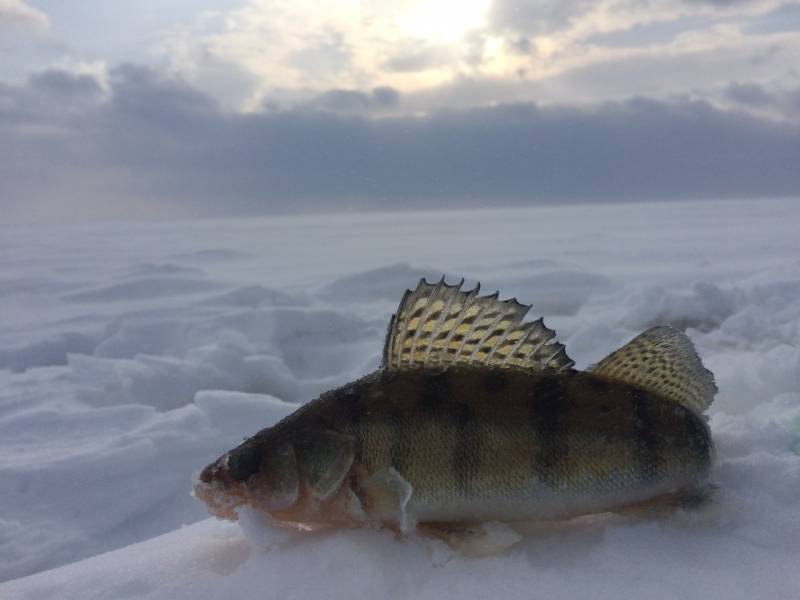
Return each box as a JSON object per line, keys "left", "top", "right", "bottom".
{"left": 394, "top": 0, "right": 491, "bottom": 43}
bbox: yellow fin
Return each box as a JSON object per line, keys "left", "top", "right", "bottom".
{"left": 382, "top": 278, "right": 574, "bottom": 372}
{"left": 589, "top": 326, "right": 717, "bottom": 414}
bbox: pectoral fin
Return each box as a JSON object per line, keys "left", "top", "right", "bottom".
{"left": 358, "top": 467, "right": 416, "bottom": 533}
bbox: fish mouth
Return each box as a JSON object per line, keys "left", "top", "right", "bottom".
{"left": 192, "top": 455, "right": 248, "bottom": 521}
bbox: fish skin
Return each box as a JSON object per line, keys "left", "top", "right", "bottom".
{"left": 195, "top": 365, "right": 712, "bottom": 528}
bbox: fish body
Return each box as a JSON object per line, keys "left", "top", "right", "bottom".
{"left": 195, "top": 279, "right": 716, "bottom": 539}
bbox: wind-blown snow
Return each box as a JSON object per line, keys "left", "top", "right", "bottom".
{"left": 1, "top": 198, "right": 799, "bottom": 599}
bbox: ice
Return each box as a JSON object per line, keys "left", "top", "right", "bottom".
{"left": 1, "top": 198, "right": 800, "bottom": 598}
{"left": 200, "top": 285, "right": 301, "bottom": 308}
{"left": 623, "top": 282, "right": 737, "bottom": 332}
{"left": 193, "top": 390, "right": 297, "bottom": 438}
{"left": 493, "top": 269, "right": 618, "bottom": 316}
{"left": 318, "top": 263, "right": 446, "bottom": 302}
{"left": 123, "top": 263, "right": 205, "bottom": 277}
{"left": 64, "top": 277, "right": 223, "bottom": 303}
{"left": 0, "top": 331, "right": 99, "bottom": 372}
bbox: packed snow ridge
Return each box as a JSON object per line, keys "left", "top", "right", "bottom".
{"left": 1, "top": 198, "right": 799, "bottom": 599}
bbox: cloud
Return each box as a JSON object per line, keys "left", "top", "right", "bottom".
{"left": 0, "top": 0, "right": 49, "bottom": 31}
{"left": 585, "top": 14, "right": 716, "bottom": 49}
{"left": 1, "top": 65, "right": 798, "bottom": 223}
{"left": 4, "top": 1, "right": 799, "bottom": 225}
{"left": 488, "top": 0, "right": 595, "bottom": 35}
{"left": 382, "top": 45, "right": 453, "bottom": 73}
{"left": 284, "top": 27, "right": 354, "bottom": 80}
{"left": 724, "top": 81, "right": 800, "bottom": 118}
{"left": 302, "top": 87, "right": 400, "bottom": 112}
{"left": 149, "top": 0, "right": 798, "bottom": 117}
{"left": 685, "top": 0, "right": 771, "bottom": 6}
{"left": 158, "top": 0, "right": 500, "bottom": 109}
{"left": 744, "top": 2, "right": 800, "bottom": 34}
{"left": 725, "top": 81, "right": 772, "bottom": 105}
{"left": 159, "top": 1, "right": 398, "bottom": 111}
{"left": 29, "top": 69, "right": 103, "bottom": 98}
{"left": 394, "top": 19, "right": 800, "bottom": 115}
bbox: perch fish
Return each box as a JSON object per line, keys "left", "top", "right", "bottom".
{"left": 194, "top": 278, "right": 716, "bottom": 551}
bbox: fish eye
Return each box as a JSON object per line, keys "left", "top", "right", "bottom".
{"left": 228, "top": 445, "right": 262, "bottom": 481}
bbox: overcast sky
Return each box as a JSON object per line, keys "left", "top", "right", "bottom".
{"left": 2, "top": 0, "right": 799, "bottom": 222}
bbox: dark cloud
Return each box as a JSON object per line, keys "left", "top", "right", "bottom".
{"left": 724, "top": 81, "right": 800, "bottom": 117}
{"left": 302, "top": 87, "right": 400, "bottom": 113}
{"left": 508, "top": 36, "right": 533, "bottom": 55}
{"left": 29, "top": 69, "right": 103, "bottom": 97}
{"left": 2, "top": 65, "right": 799, "bottom": 222}
{"left": 372, "top": 87, "right": 400, "bottom": 108}
{"left": 107, "top": 64, "right": 219, "bottom": 125}
{"left": 725, "top": 81, "right": 771, "bottom": 106}
{"left": 0, "top": 68, "right": 103, "bottom": 125}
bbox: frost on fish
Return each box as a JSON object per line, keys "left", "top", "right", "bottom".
{"left": 193, "top": 278, "right": 717, "bottom": 554}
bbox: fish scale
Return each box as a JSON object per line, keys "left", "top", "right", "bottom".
{"left": 319, "top": 367, "right": 711, "bottom": 523}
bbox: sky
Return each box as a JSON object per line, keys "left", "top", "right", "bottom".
{"left": 1, "top": 0, "right": 799, "bottom": 223}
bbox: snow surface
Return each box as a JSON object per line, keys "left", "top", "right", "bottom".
{"left": 2, "top": 198, "right": 800, "bottom": 599}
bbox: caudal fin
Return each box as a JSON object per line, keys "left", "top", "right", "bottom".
{"left": 589, "top": 326, "right": 717, "bottom": 414}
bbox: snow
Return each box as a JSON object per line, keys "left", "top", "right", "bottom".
{"left": 1, "top": 197, "right": 800, "bottom": 599}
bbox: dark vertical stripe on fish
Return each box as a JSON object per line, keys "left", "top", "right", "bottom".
{"left": 681, "top": 407, "right": 711, "bottom": 466}
{"left": 452, "top": 402, "right": 479, "bottom": 496}
{"left": 587, "top": 376, "right": 610, "bottom": 395}
{"left": 339, "top": 385, "right": 362, "bottom": 429}
{"left": 335, "top": 384, "right": 365, "bottom": 459}
{"left": 532, "top": 376, "right": 568, "bottom": 486}
{"left": 482, "top": 371, "right": 507, "bottom": 394}
{"left": 421, "top": 370, "right": 449, "bottom": 411}
{"left": 632, "top": 389, "right": 662, "bottom": 482}
{"left": 388, "top": 408, "right": 410, "bottom": 474}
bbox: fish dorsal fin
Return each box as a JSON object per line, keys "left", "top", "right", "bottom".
{"left": 589, "top": 326, "right": 717, "bottom": 414}
{"left": 382, "top": 278, "right": 574, "bottom": 372}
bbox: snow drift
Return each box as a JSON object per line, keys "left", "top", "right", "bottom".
{"left": 1, "top": 198, "right": 799, "bottom": 599}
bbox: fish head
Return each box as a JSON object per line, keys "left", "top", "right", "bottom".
{"left": 193, "top": 435, "right": 300, "bottom": 521}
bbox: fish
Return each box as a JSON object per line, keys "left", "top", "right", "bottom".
{"left": 193, "top": 278, "right": 717, "bottom": 552}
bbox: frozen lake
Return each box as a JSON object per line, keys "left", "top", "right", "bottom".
{"left": 2, "top": 197, "right": 799, "bottom": 599}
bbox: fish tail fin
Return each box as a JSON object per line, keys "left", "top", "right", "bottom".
{"left": 589, "top": 326, "right": 717, "bottom": 414}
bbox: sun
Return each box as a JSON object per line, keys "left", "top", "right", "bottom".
{"left": 394, "top": 0, "right": 491, "bottom": 43}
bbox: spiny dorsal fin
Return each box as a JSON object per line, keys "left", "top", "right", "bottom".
{"left": 382, "top": 278, "right": 574, "bottom": 372}
{"left": 589, "top": 326, "right": 717, "bottom": 414}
